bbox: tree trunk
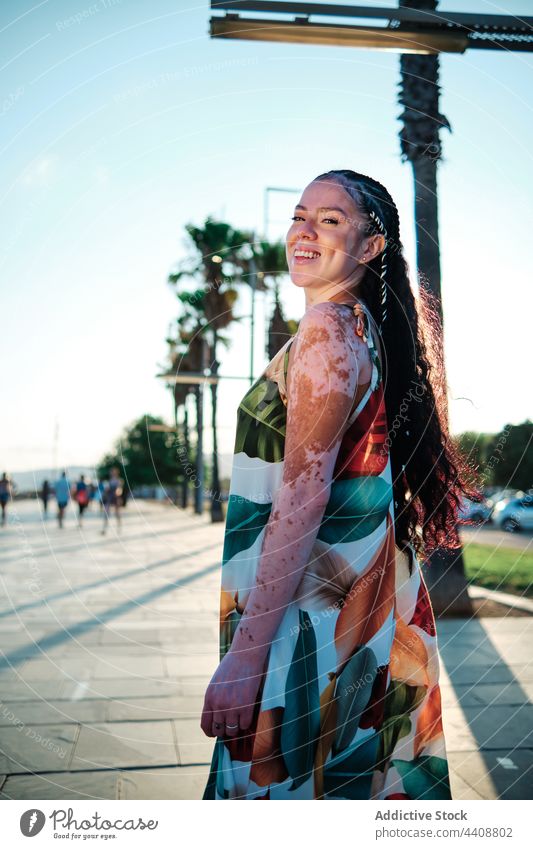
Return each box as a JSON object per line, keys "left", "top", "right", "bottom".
{"left": 181, "top": 405, "right": 190, "bottom": 509}
{"left": 399, "top": 14, "right": 473, "bottom": 616}
{"left": 210, "top": 338, "right": 224, "bottom": 522}
{"left": 411, "top": 155, "right": 442, "bottom": 324}
{"left": 194, "top": 377, "right": 204, "bottom": 516}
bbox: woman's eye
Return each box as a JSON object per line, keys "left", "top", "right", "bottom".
{"left": 290, "top": 216, "right": 338, "bottom": 224}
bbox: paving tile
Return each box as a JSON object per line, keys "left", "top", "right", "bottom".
{"left": 0, "top": 699, "right": 108, "bottom": 726}
{"left": 0, "top": 770, "right": 119, "bottom": 799}
{"left": 448, "top": 769, "right": 486, "bottom": 800}
{"left": 448, "top": 749, "right": 533, "bottom": 801}
{"left": 93, "top": 655, "right": 166, "bottom": 679}
{"left": 116, "top": 765, "right": 210, "bottom": 799}
{"left": 178, "top": 676, "right": 212, "bottom": 697}
{"left": 439, "top": 683, "right": 489, "bottom": 709}
{"left": 20, "top": 658, "right": 97, "bottom": 681}
{"left": 0, "top": 723, "right": 78, "bottom": 774}
{"left": 0, "top": 679, "right": 72, "bottom": 702}
{"left": 165, "top": 653, "right": 218, "bottom": 678}
{"left": 442, "top": 704, "right": 533, "bottom": 751}
{"left": 174, "top": 719, "right": 215, "bottom": 765}
{"left": 61, "top": 677, "right": 179, "bottom": 700}
{"left": 440, "top": 663, "right": 528, "bottom": 686}
{"left": 107, "top": 695, "right": 202, "bottom": 722}
{"left": 468, "top": 681, "right": 533, "bottom": 706}
{"left": 70, "top": 721, "right": 178, "bottom": 771}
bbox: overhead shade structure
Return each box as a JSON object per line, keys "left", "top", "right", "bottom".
{"left": 210, "top": 2, "right": 533, "bottom": 55}
{"left": 210, "top": 16, "right": 468, "bottom": 54}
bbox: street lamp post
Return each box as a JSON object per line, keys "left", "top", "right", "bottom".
{"left": 157, "top": 368, "right": 252, "bottom": 515}
{"left": 249, "top": 231, "right": 257, "bottom": 386}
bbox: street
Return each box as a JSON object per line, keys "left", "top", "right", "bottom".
{"left": 0, "top": 500, "right": 531, "bottom": 799}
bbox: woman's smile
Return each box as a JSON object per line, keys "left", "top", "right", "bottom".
{"left": 293, "top": 247, "right": 322, "bottom": 264}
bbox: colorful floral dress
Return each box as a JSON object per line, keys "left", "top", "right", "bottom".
{"left": 203, "top": 300, "right": 452, "bottom": 801}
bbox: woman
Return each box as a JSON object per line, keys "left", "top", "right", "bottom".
{"left": 74, "top": 474, "right": 89, "bottom": 527}
{"left": 101, "top": 467, "right": 123, "bottom": 535}
{"left": 0, "top": 472, "right": 12, "bottom": 526}
{"left": 201, "top": 169, "right": 478, "bottom": 800}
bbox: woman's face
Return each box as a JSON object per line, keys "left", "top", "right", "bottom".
{"left": 286, "top": 180, "right": 367, "bottom": 298}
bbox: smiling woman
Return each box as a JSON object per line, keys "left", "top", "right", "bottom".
{"left": 201, "top": 169, "right": 478, "bottom": 800}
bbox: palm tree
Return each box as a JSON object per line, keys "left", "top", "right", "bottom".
{"left": 166, "top": 315, "right": 205, "bottom": 510}
{"left": 246, "top": 238, "right": 294, "bottom": 360}
{"left": 398, "top": 0, "right": 472, "bottom": 616}
{"left": 168, "top": 218, "right": 255, "bottom": 521}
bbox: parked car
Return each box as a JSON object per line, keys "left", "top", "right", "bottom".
{"left": 457, "top": 496, "right": 492, "bottom": 525}
{"left": 492, "top": 496, "right": 533, "bottom": 532}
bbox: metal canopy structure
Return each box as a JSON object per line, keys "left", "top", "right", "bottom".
{"left": 210, "top": 1, "right": 533, "bottom": 54}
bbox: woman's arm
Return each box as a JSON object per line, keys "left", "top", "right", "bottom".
{"left": 229, "top": 301, "right": 370, "bottom": 664}
{"left": 201, "top": 302, "right": 371, "bottom": 737}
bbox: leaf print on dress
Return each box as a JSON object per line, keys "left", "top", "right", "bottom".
{"left": 221, "top": 496, "right": 272, "bottom": 564}
{"left": 391, "top": 755, "right": 451, "bottom": 800}
{"left": 414, "top": 684, "right": 445, "bottom": 759}
{"left": 293, "top": 539, "right": 357, "bottom": 612}
{"left": 334, "top": 512, "right": 396, "bottom": 669}
{"left": 249, "top": 707, "right": 289, "bottom": 787}
{"left": 280, "top": 609, "right": 321, "bottom": 791}
{"left": 377, "top": 679, "right": 427, "bottom": 769}
{"left": 318, "top": 476, "right": 392, "bottom": 546}
{"left": 323, "top": 732, "right": 381, "bottom": 799}
{"left": 333, "top": 646, "right": 378, "bottom": 754}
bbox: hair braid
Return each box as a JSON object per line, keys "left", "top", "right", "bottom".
{"left": 312, "top": 169, "right": 481, "bottom": 563}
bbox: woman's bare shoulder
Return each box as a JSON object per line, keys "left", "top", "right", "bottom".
{"left": 288, "top": 301, "right": 372, "bottom": 388}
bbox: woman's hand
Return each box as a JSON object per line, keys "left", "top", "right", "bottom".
{"left": 200, "top": 650, "right": 265, "bottom": 739}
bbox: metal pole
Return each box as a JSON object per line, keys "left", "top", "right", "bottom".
{"left": 263, "top": 189, "right": 269, "bottom": 239}
{"left": 195, "top": 337, "right": 206, "bottom": 514}
{"left": 249, "top": 231, "right": 257, "bottom": 385}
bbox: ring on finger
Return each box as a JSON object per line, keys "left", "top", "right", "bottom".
{"left": 226, "top": 723, "right": 239, "bottom": 730}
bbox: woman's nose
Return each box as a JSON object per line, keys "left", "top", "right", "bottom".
{"left": 296, "top": 221, "right": 317, "bottom": 239}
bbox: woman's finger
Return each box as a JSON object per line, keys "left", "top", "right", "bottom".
{"left": 212, "top": 711, "right": 226, "bottom": 738}
{"left": 224, "top": 713, "right": 240, "bottom": 737}
{"left": 201, "top": 704, "right": 214, "bottom": 737}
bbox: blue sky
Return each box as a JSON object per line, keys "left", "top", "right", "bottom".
{"left": 1, "top": 0, "right": 531, "bottom": 475}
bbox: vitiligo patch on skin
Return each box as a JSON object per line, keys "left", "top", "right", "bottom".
{"left": 241, "top": 303, "right": 375, "bottom": 621}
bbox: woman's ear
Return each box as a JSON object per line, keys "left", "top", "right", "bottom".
{"left": 364, "top": 233, "right": 386, "bottom": 263}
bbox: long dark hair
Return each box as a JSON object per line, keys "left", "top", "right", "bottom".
{"left": 313, "top": 169, "right": 480, "bottom": 561}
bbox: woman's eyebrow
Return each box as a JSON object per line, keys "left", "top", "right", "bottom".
{"left": 295, "top": 204, "right": 349, "bottom": 216}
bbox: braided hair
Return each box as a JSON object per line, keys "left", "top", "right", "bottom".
{"left": 313, "top": 169, "right": 480, "bottom": 563}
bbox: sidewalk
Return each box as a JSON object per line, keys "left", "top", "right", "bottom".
{"left": 0, "top": 500, "right": 531, "bottom": 800}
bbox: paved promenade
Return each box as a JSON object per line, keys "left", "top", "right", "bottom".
{"left": 0, "top": 500, "right": 531, "bottom": 800}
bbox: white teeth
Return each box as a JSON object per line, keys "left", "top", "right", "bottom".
{"left": 294, "top": 250, "right": 321, "bottom": 259}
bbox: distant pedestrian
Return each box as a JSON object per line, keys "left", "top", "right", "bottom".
{"left": 73, "top": 474, "right": 89, "bottom": 527}
{"left": 54, "top": 471, "right": 71, "bottom": 529}
{"left": 101, "top": 467, "right": 123, "bottom": 535}
{"left": 0, "top": 472, "right": 12, "bottom": 526}
{"left": 40, "top": 479, "right": 51, "bottom": 516}
{"left": 97, "top": 480, "right": 106, "bottom": 512}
